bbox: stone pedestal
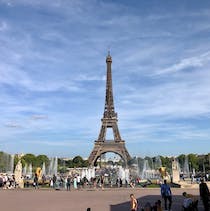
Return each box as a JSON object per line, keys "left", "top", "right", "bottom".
{"left": 14, "top": 159, "right": 23, "bottom": 188}
{"left": 172, "top": 159, "right": 180, "bottom": 183}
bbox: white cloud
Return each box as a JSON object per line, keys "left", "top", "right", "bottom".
{"left": 119, "top": 81, "right": 210, "bottom": 119}
{"left": 30, "top": 115, "right": 48, "bottom": 120}
{"left": 0, "top": 62, "right": 82, "bottom": 92}
{"left": 154, "top": 51, "right": 210, "bottom": 75}
{"left": 4, "top": 122, "right": 22, "bottom": 128}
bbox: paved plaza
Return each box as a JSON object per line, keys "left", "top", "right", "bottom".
{"left": 0, "top": 187, "right": 205, "bottom": 211}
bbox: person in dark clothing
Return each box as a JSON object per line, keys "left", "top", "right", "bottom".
{"left": 53, "top": 174, "right": 57, "bottom": 188}
{"left": 34, "top": 173, "right": 39, "bottom": 189}
{"left": 66, "top": 176, "right": 71, "bottom": 191}
{"left": 199, "top": 178, "right": 210, "bottom": 211}
{"left": 161, "top": 179, "right": 172, "bottom": 211}
{"left": 120, "top": 178, "right": 123, "bottom": 187}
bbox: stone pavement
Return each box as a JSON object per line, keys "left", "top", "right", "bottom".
{"left": 0, "top": 188, "right": 204, "bottom": 211}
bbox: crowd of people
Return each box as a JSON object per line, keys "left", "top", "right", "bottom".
{"left": 130, "top": 178, "right": 210, "bottom": 211}
{"left": 0, "top": 173, "right": 16, "bottom": 189}
{"left": 1, "top": 172, "right": 210, "bottom": 210}
{"left": 43, "top": 174, "right": 129, "bottom": 190}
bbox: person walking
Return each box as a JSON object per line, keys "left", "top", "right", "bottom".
{"left": 73, "top": 176, "right": 77, "bottom": 189}
{"left": 52, "top": 174, "right": 57, "bottom": 189}
{"left": 66, "top": 176, "right": 71, "bottom": 191}
{"left": 199, "top": 178, "right": 210, "bottom": 211}
{"left": 77, "top": 175, "right": 81, "bottom": 189}
{"left": 34, "top": 173, "right": 39, "bottom": 189}
{"left": 161, "top": 179, "right": 172, "bottom": 211}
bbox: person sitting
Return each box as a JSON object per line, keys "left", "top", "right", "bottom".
{"left": 182, "top": 192, "right": 198, "bottom": 211}
{"left": 144, "top": 202, "right": 152, "bottom": 211}
{"left": 152, "top": 200, "right": 162, "bottom": 211}
{"left": 156, "top": 200, "right": 162, "bottom": 211}
{"left": 183, "top": 195, "right": 193, "bottom": 210}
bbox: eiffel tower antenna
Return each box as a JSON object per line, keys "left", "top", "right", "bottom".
{"left": 107, "top": 46, "right": 111, "bottom": 56}
{"left": 88, "top": 53, "right": 131, "bottom": 167}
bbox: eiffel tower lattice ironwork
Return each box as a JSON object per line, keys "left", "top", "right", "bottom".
{"left": 88, "top": 52, "right": 131, "bottom": 166}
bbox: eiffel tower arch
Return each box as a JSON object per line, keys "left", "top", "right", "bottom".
{"left": 88, "top": 52, "right": 131, "bottom": 166}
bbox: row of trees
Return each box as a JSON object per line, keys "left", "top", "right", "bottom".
{"left": 16, "top": 154, "right": 88, "bottom": 173}
{"left": 58, "top": 156, "right": 89, "bottom": 173}
{"left": 15, "top": 154, "right": 50, "bottom": 169}
{"left": 0, "top": 151, "right": 209, "bottom": 174}
{"left": 0, "top": 153, "right": 89, "bottom": 173}
{"left": 161, "top": 153, "right": 210, "bottom": 173}
{"left": 129, "top": 154, "right": 210, "bottom": 174}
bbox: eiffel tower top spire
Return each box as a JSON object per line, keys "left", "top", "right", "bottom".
{"left": 104, "top": 52, "right": 117, "bottom": 119}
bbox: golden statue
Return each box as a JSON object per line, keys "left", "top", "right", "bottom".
{"left": 36, "top": 167, "right": 42, "bottom": 179}
{"left": 159, "top": 167, "right": 166, "bottom": 178}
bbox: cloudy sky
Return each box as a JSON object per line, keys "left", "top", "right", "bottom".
{"left": 0, "top": 0, "right": 210, "bottom": 158}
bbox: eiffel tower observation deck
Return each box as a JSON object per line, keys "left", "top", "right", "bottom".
{"left": 88, "top": 52, "right": 131, "bottom": 166}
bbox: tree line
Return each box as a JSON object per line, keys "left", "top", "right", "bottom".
{"left": 160, "top": 153, "right": 210, "bottom": 173}
{"left": 0, "top": 151, "right": 209, "bottom": 174}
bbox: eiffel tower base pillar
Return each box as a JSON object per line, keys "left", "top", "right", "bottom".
{"left": 88, "top": 141, "right": 131, "bottom": 167}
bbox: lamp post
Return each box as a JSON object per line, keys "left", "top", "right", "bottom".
{"left": 189, "top": 162, "right": 191, "bottom": 174}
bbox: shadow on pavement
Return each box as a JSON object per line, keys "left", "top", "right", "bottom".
{"left": 110, "top": 195, "right": 203, "bottom": 211}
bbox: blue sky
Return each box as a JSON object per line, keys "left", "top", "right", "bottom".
{"left": 0, "top": 0, "right": 210, "bottom": 158}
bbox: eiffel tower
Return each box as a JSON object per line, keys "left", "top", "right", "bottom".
{"left": 88, "top": 52, "right": 131, "bottom": 166}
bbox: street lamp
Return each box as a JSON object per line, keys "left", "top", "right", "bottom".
{"left": 189, "top": 162, "right": 191, "bottom": 174}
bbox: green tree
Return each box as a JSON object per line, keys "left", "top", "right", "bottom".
{"left": 188, "top": 153, "right": 198, "bottom": 171}
{"left": 72, "top": 156, "right": 84, "bottom": 167}
{"left": 83, "top": 160, "right": 89, "bottom": 167}
{"left": 36, "top": 155, "right": 49, "bottom": 167}
{"left": 177, "top": 154, "right": 186, "bottom": 170}
{"left": 160, "top": 156, "right": 172, "bottom": 173}
{"left": 22, "top": 153, "right": 37, "bottom": 166}
{"left": 197, "top": 154, "right": 209, "bottom": 173}
{"left": 58, "top": 166, "right": 68, "bottom": 174}
{"left": 66, "top": 159, "right": 74, "bottom": 168}
{"left": 0, "top": 151, "right": 6, "bottom": 172}
{"left": 206, "top": 153, "right": 210, "bottom": 172}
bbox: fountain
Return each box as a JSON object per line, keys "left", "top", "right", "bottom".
{"left": 0, "top": 152, "right": 14, "bottom": 173}
{"left": 8, "top": 154, "right": 14, "bottom": 174}
{"left": 27, "top": 163, "right": 32, "bottom": 178}
{"left": 183, "top": 156, "right": 190, "bottom": 178}
{"left": 42, "top": 162, "right": 46, "bottom": 176}
{"left": 48, "top": 157, "right": 58, "bottom": 176}
{"left": 129, "top": 156, "right": 141, "bottom": 178}
{"left": 135, "top": 157, "right": 140, "bottom": 177}
{"left": 141, "top": 159, "right": 152, "bottom": 179}
{"left": 154, "top": 156, "right": 162, "bottom": 169}
{"left": 80, "top": 167, "right": 95, "bottom": 180}
{"left": 140, "top": 158, "right": 161, "bottom": 180}
{"left": 23, "top": 163, "right": 27, "bottom": 176}
{"left": 118, "top": 166, "right": 130, "bottom": 183}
